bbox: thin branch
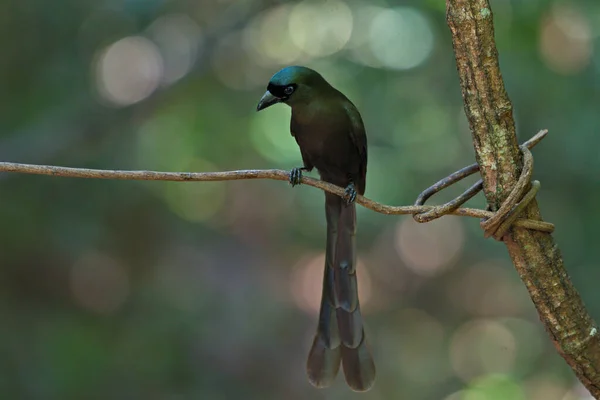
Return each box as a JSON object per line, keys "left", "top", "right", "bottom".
{"left": 0, "top": 160, "right": 545, "bottom": 231}
{"left": 447, "top": 0, "right": 600, "bottom": 397}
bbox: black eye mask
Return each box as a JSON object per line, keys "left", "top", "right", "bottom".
{"left": 267, "top": 82, "right": 297, "bottom": 99}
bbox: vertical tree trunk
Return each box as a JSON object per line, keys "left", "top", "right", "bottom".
{"left": 446, "top": 1, "right": 600, "bottom": 397}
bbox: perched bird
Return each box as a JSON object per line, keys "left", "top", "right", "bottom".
{"left": 257, "top": 66, "right": 375, "bottom": 391}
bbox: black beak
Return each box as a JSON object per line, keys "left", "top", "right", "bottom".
{"left": 256, "top": 91, "right": 281, "bottom": 111}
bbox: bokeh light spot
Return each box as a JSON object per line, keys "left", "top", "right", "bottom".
{"left": 147, "top": 13, "right": 203, "bottom": 85}
{"left": 346, "top": 6, "right": 386, "bottom": 67}
{"left": 95, "top": 36, "right": 163, "bottom": 106}
{"left": 243, "top": 5, "right": 302, "bottom": 67}
{"left": 70, "top": 252, "right": 129, "bottom": 315}
{"left": 540, "top": 5, "right": 592, "bottom": 75}
{"left": 395, "top": 217, "right": 464, "bottom": 277}
{"left": 288, "top": 0, "right": 353, "bottom": 57}
{"left": 368, "top": 7, "right": 434, "bottom": 70}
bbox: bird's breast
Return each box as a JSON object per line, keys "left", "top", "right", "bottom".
{"left": 291, "top": 102, "right": 356, "bottom": 164}
{"left": 294, "top": 127, "right": 325, "bottom": 154}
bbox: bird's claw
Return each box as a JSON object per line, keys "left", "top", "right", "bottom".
{"left": 343, "top": 183, "right": 357, "bottom": 205}
{"left": 289, "top": 167, "right": 303, "bottom": 187}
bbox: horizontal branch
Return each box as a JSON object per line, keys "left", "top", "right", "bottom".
{"left": 0, "top": 160, "right": 547, "bottom": 231}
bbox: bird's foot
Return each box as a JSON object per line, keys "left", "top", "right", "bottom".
{"left": 343, "top": 183, "right": 357, "bottom": 205}
{"left": 289, "top": 167, "right": 305, "bottom": 187}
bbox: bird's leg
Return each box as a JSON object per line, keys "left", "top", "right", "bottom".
{"left": 343, "top": 182, "right": 357, "bottom": 206}
{"left": 289, "top": 167, "right": 308, "bottom": 187}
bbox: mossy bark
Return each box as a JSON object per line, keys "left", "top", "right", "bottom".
{"left": 446, "top": 0, "right": 600, "bottom": 397}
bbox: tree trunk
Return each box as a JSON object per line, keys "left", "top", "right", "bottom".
{"left": 446, "top": 0, "right": 600, "bottom": 397}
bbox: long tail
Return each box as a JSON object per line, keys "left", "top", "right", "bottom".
{"left": 306, "top": 192, "right": 376, "bottom": 392}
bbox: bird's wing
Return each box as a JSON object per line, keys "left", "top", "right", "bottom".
{"left": 344, "top": 101, "right": 368, "bottom": 193}
{"left": 344, "top": 102, "right": 367, "bottom": 163}
{"left": 290, "top": 118, "right": 315, "bottom": 171}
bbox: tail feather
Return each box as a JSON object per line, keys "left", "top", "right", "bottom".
{"left": 341, "top": 335, "right": 376, "bottom": 392}
{"left": 306, "top": 337, "right": 342, "bottom": 388}
{"left": 334, "top": 202, "right": 361, "bottom": 348}
{"left": 336, "top": 308, "right": 364, "bottom": 349}
{"left": 306, "top": 192, "right": 375, "bottom": 392}
{"left": 306, "top": 298, "right": 342, "bottom": 387}
{"left": 333, "top": 262, "right": 358, "bottom": 311}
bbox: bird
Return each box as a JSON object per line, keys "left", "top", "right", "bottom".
{"left": 256, "top": 66, "right": 375, "bottom": 392}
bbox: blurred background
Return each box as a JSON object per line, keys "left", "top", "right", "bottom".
{"left": 0, "top": 0, "right": 598, "bottom": 399}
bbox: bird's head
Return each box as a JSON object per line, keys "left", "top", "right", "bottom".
{"left": 256, "top": 66, "right": 329, "bottom": 111}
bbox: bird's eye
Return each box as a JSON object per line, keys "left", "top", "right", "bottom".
{"left": 284, "top": 86, "right": 294, "bottom": 95}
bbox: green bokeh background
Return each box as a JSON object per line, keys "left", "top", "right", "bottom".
{"left": 1, "top": 0, "right": 598, "bottom": 399}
